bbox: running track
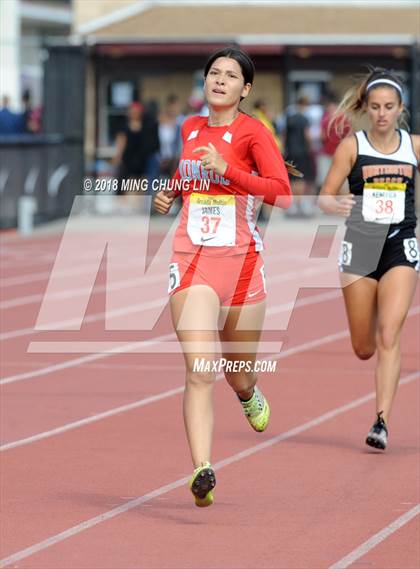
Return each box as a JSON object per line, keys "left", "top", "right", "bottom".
{"left": 0, "top": 223, "right": 419, "bottom": 569}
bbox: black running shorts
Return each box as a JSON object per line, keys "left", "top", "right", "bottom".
{"left": 339, "top": 226, "right": 419, "bottom": 281}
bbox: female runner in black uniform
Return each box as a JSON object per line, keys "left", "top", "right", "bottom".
{"left": 319, "top": 68, "right": 419, "bottom": 450}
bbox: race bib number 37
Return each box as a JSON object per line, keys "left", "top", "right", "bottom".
{"left": 362, "top": 182, "right": 406, "bottom": 224}
{"left": 187, "top": 193, "right": 236, "bottom": 247}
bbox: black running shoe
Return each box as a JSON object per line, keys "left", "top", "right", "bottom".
{"left": 366, "top": 411, "right": 388, "bottom": 450}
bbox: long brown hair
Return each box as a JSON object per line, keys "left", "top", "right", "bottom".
{"left": 332, "top": 67, "right": 407, "bottom": 135}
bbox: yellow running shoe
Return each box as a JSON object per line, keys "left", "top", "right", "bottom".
{"left": 239, "top": 386, "right": 270, "bottom": 432}
{"left": 189, "top": 462, "right": 216, "bottom": 507}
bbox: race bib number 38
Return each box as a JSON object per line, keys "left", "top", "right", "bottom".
{"left": 403, "top": 238, "right": 419, "bottom": 264}
{"left": 187, "top": 193, "right": 236, "bottom": 247}
{"left": 362, "top": 182, "right": 406, "bottom": 224}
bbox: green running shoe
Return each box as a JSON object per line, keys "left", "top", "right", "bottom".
{"left": 239, "top": 386, "right": 270, "bottom": 432}
{"left": 189, "top": 462, "right": 216, "bottom": 507}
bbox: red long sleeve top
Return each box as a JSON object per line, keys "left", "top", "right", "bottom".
{"left": 170, "top": 112, "right": 292, "bottom": 255}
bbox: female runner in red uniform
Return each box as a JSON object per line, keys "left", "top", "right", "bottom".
{"left": 154, "top": 47, "right": 294, "bottom": 506}
{"left": 319, "top": 68, "right": 419, "bottom": 451}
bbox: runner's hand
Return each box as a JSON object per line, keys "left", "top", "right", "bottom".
{"left": 154, "top": 190, "right": 176, "bottom": 215}
{"left": 193, "top": 143, "right": 227, "bottom": 176}
{"left": 335, "top": 194, "right": 356, "bottom": 217}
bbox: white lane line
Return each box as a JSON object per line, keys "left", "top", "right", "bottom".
{"left": 0, "top": 272, "right": 165, "bottom": 310}
{"left": 0, "top": 254, "right": 167, "bottom": 297}
{"left": 5, "top": 256, "right": 319, "bottom": 314}
{"left": 0, "top": 328, "right": 350, "bottom": 450}
{"left": 0, "top": 371, "right": 418, "bottom": 569}
{"left": 0, "top": 233, "right": 166, "bottom": 278}
{"left": 2, "top": 297, "right": 418, "bottom": 388}
{"left": 0, "top": 252, "right": 171, "bottom": 308}
{"left": 0, "top": 361, "right": 185, "bottom": 372}
{"left": 0, "top": 244, "right": 167, "bottom": 288}
{"left": 0, "top": 333, "right": 176, "bottom": 385}
{"left": 0, "top": 262, "right": 335, "bottom": 341}
{"left": 0, "top": 274, "right": 167, "bottom": 310}
{"left": 0, "top": 287, "right": 344, "bottom": 384}
{"left": 0, "top": 250, "right": 113, "bottom": 288}
{"left": 0, "top": 253, "right": 65, "bottom": 269}
{"left": 1, "top": 296, "right": 418, "bottom": 387}
{"left": 0, "top": 246, "right": 58, "bottom": 261}
{"left": 329, "top": 504, "right": 420, "bottom": 569}
{"left": 1, "top": 262, "right": 108, "bottom": 288}
{"left": 0, "top": 386, "right": 184, "bottom": 451}
{"left": 0, "top": 245, "right": 55, "bottom": 256}
{"left": 1, "top": 266, "right": 92, "bottom": 289}
{"left": 2, "top": 303, "right": 417, "bottom": 448}
{"left": 267, "top": 289, "right": 340, "bottom": 315}
{"left": 0, "top": 297, "right": 167, "bottom": 341}
{"left": 0, "top": 244, "right": 299, "bottom": 289}
{"left": 0, "top": 250, "right": 304, "bottom": 309}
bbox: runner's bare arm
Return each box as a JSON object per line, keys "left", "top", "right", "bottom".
{"left": 318, "top": 136, "right": 357, "bottom": 217}
{"left": 153, "top": 168, "right": 180, "bottom": 214}
{"left": 224, "top": 124, "right": 292, "bottom": 208}
{"left": 410, "top": 134, "right": 420, "bottom": 173}
{"left": 154, "top": 120, "right": 192, "bottom": 214}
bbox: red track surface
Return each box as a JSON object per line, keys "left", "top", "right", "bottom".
{"left": 0, "top": 229, "right": 419, "bottom": 569}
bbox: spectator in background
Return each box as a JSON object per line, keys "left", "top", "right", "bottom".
{"left": 144, "top": 99, "right": 161, "bottom": 187}
{"left": 21, "top": 89, "right": 42, "bottom": 134}
{"left": 305, "top": 96, "right": 324, "bottom": 154}
{"left": 0, "top": 95, "right": 24, "bottom": 135}
{"left": 284, "top": 95, "right": 315, "bottom": 217}
{"left": 158, "top": 94, "right": 183, "bottom": 178}
{"left": 21, "top": 89, "right": 33, "bottom": 133}
{"left": 253, "top": 99, "right": 282, "bottom": 150}
{"left": 28, "top": 105, "right": 42, "bottom": 134}
{"left": 185, "top": 94, "right": 208, "bottom": 118}
{"left": 316, "top": 91, "right": 351, "bottom": 191}
{"left": 113, "top": 101, "right": 160, "bottom": 211}
{"left": 253, "top": 99, "right": 282, "bottom": 222}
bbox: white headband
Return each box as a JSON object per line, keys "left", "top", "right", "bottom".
{"left": 366, "top": 78, "right": 403, "bottom": 96}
